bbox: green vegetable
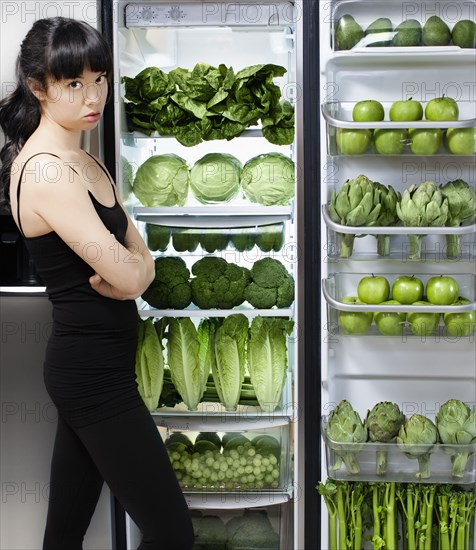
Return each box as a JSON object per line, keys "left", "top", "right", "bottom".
{"left": 121, "top": 156, "right": 134, "bottom": 202}
{"left": 123, "top": 63, "right": 294, "bottom": 146}
{"left": 436, "top": 399, "right": 476, "bottom": 478}
{"left": 255, "top": 223, "right": 285, "bottom": 252}
{"left": 226, "top": 509, "right": 279, "bottom": 549}
{"left": 229, "top": 227, "right": 256, "bottom": 252}
{"left": 166, "top": 317, "right": 210, "bottom": 411}
{"left": 372, "top": 183, "right": 401, "bottom": 256}
{"left": 141, "top": 256, "right": 192, "bottom": 310}
{"left": 439, "top": 179, "right": 476, "bottom": 258}
{"left": 190, "top": 153, "right": 242, "bottom": 204}
{"left": 244, "top": 257, "right": 294, "bottom": 309}
{"left": 241, "top": 152, "right": 295, "bottom": 206}
{"left": 397, "top": 414, "right": 438, "bottom": 479}
{"left": 335, "top": 14, "right": 365, "bottom": 50}
{"left": 195, "top": 432, "right": 222, "bottom": 450}
{"left": 134, "top": 317, "right": 164, "bottom": 411}
{"left": 172, "top": 228, "right": 200, "bottom": 253}
{"left": 199, "top": 229, "right": 229, "bottom": 253}
{"left": 328, "top": 175, "right": 382, "bottom": 258}
{"left": 396, "top": 181, "right": 449, "bottom": 260}
{"left": 325, "top": 400, "right": 368, "bottom": 474}
{"left": 145, "top": 223, "right": 171, "bottom": 252}
{"left": 191, "top": 256, "right": 251, "bottom": 309}
{"left": 247, "top": 316, "right": 293, "bottom": 413}
{"left": 209, "top": 314, "right": 248, "bottom": 412}
{"left": 192, "top": 514, "right": 227, "bottom": 549}
{"left": 365, "top": 401, "right": 405, "bottom": 475}
{"left": 132, "top": 154, "right": 190, "bottom": 206}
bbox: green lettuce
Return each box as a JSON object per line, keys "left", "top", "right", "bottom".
{"left": 210, "top": 314, "right": 249, "bottom": 412}
{"left": 166, "top": 317, "right": 210, "bottom": 411}
{"left": 190, "top": 153, "right": 242, "bottom": 204}
{"left": 247, "top": 317, "right": 294, "bottom": 412}
{"left": 135, "top": 317, "right": 164, "bottom": 411}
{"left": 123, "top": 63, "right": 294, "bottom": 146}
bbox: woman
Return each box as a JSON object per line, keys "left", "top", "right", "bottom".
{"left": 0, "top": 17, "right": 194, "bottom": 550}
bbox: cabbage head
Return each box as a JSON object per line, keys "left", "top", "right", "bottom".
{"left": 133, "top": 154, "right": 190, "bottom": 206}
{"left": 190, "top": 153, "right": 242, "bottom": 204}
{"left": 241, "top": 152, "right": 295, "bottom": 206}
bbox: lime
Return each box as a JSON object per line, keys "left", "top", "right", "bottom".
{"left": 422, "top": 15, "right": 451, "bottom": 46}
{"left": 392, "top": 19, "right": 422, "bottom": 46}
{"left": 165, "top": 433, "right": 193, "bottom": 452}
{"left": 451, "top": 19, "right": 476, "bottom": 48}
{"left": 195, "top": 432, "right": 222, "bottom": 450}
{"left": 193, "top": 440, "right": 219, "bottom": 454}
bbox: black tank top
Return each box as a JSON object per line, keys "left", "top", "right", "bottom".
{"left": 16, "top": 152, "right": 128, "bottom": 295}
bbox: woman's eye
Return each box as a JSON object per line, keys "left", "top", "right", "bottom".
{"left": 96, "top": 75, "right": 107, "bottom": 84}
{"left": 69, "top": 81, "right": 83, "bottom": 90}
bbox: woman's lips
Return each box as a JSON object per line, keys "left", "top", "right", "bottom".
{"left": 84, "top": 112, "right": 101, "bottom": 122}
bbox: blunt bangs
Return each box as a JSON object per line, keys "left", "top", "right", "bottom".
{"left": 47, "top": 21, "right": 112, "bottom": 82}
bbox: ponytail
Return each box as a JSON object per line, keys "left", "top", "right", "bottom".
{"left": 0, "top": 78, "right": 41, "bottom": 211}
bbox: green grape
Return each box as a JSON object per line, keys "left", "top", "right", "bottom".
{"left": 229, "top": 449, "right": 239, "bottom": 460}
{"left": 272, "top": 468, "right": 280, "bottom": 479}
{"left": 253, "top": 466, "right": 261, "bottom": 477}
{"left": 265, "top": 474, "right": 273, "bottom": 484}
{"left": 244, "top": 465, "right": 253, "bottom": 474}
{"left": 269, "top": 455, "right": 278, "bottom": 465}
{"left": 219, "top": 461, "right": 228, "bottom": 472}
{"left": 262, "top": 457, "right": 270, "bottom": 467}
{"left": 247, "top": 474, "right": 255, "bottom": 483}
{"left": 210, "top": 472, "right": 218, "bottom": 483}
{"left": 239, "top": 456, "right": 247, "bottom": 466}
{"left": 205, "top": 456, "right": 214, "bottom": 467}
{"left": 247, "top": 447, "right": 256, "bottom": 457}
{"left": 252, "top": 456, "right": 262, "bottom": 467}
{"left": 172, "top": 460, "right": 181, "bottom": 470}
{"left": 212, "top": 460, "right": 221, "bottom": 471}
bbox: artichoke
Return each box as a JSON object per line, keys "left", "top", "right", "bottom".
{"left": 396, "top": 414, "right": 438, "bottom": 479}
{"left": 436, "top": 399, "right": 476, "bottom": 478}
{"left": 365, "top": 401, "right": 405, "bottom": 475}
{"left": 329, "top": 175, "right": 382, "bottom": 258}
{"left": 325, "top": 399, "right": 368, "bottom": 474}
{"left": 440, "top": 179, "right": 476, "bottom": 258}
{"left": 396, "top": 181, "right": 449, "bottom": 259}
{"left": 372, "top": 182, "right": 402, "bottom": 256}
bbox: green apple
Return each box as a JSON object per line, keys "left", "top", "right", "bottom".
{"left": 408, "top": 301, "right": 441, "bottom": 336}
{"left": 336, "top": 128, "right": 372, "bottom": 154}
{"left": 409, "top": 128, "right": 443, "bottom": 155}
{"left": 444, "top": 298, "right": 476, "bottom": 337}
{"left": 425, "top": 97, "right": 459, "bottom": 121}
{"left": 391, "top": 275, "right": 424, "bottom": 304}
{"left": 445, "top": 127, "right": 475, "bottom": 155}
{"left": 352, "top": 100, "right": 385, "bottom": 122}
{"left": 389, "top": 98, "right": 423, "bottom": 121}
{"left": 339, "top": 297, "right": 373, "bottom": 335}
{"left": 374, "top": 300, "right": 407, "bottom": 336}
{"left": 357, "top": 275, "right": 390, "bottom": 304}
{"left": 373, "top": 128, "right": 408, "bottom": 154}
{"left": 426, "top": 275, "right": 459, "bottom": 305}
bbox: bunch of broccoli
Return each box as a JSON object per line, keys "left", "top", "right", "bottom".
{"left": 244, "top": 257, "right": 295, "bottom": 309}
{"left": 190, "top": 256, "right": 251, "bottom": 309}
{"left": 141, "top": 255, "right": 295, "bottom": 310}
{"left": 141, "top": 256, "right": 192, "bottom": 309}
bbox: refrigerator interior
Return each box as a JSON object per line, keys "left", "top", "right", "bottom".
{"left": 109, "top": 1, "right": 299, "bottom": 547}
{"left": 319, "top": 0, "right": 476, "bottom": 548}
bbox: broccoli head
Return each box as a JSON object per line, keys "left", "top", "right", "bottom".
{"left": 141, "top": 256, "right": 192, "bottom": 309}
{"left": 245, "top": 257, "right": 294, "bottom": 308}
{"left": 191, "top": 256, "right": 251, "bottom": 309}
{"left": 192, "top": 515, "right": 227, "bottom": 550}
{"left": 226, "top": 510, "right": 279, "bottom": 550}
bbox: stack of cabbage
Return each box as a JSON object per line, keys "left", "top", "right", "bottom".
{"left": 132, "top": 151, "right": 295, "bottom": 207}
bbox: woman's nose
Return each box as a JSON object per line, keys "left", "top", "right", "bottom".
{"left": 83, "top": 83, "right": 104, "bottom": 104}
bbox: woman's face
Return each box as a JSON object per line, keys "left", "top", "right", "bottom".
{"left": 39, "top": 68, "right": 108, "bottom": 132}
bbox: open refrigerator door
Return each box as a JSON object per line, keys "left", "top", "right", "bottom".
{"left": 318, "top": 1, "right": 476, "bottom": 548}
{"left": 102, "top": 1, "right": 304, "bottom": 548}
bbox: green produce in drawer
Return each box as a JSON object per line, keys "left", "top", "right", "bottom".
{"left": 199, "top": 229, "right": 229, "bottom": 253}
{"left": 397, "top": 414, "right": 438, "bottom": 479}
{"left": 255, "top": 223, "right": 285, "bottom": 252}
{"left": 335, "top": 14, "right": 364, "bottom": 50}
{"left": 172, "top": 228, "right": 200, "bottom": 253}
{"left": 229, "top": 227, "right": 256, "bottom": 252}
{"left": 145, "top": 223, "right": 171, "bottom": 252}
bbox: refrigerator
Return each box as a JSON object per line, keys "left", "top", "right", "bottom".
{"left": 101, "top": 1, "right": 305, "bottom": 548}
{"left": 315, "top": 1, "right": 476, "bottom": 549}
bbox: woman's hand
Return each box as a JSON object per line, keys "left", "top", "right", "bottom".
{"left": 89, "top": 273, "right": 140, "bottom": 301}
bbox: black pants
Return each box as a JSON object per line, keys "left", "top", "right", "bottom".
{"left": 42, "top": 405, "right": 195, "bottom": 550}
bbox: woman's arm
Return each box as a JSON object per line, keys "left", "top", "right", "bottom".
{"left": 26, "top": 157, "right": 155, "bottom": 298}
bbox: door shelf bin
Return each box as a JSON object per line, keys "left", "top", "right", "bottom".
{"left": 322, "top": 419, "right": 476, "bottom": 485}
{"left": 323, "top": 272, "right": 476, "bottom": 312}
{"left": 322, "top": 205, "right": 476, "bottom": 261}
{"left": 162, "top": 425, "right": 291, "bottom": 493}
{"left": 328, "top": 0, "right": 476, "bottom": 52}
{"left": 190, "top": 503, "right": 290, "bottom": 549}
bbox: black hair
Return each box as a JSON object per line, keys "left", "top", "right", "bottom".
{"left": 0, "top": 17, "right": 113, "bottom": 211}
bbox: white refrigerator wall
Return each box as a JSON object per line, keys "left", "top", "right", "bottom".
{"left": 0, "top": 3, "right": 111, "bottom": 549}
